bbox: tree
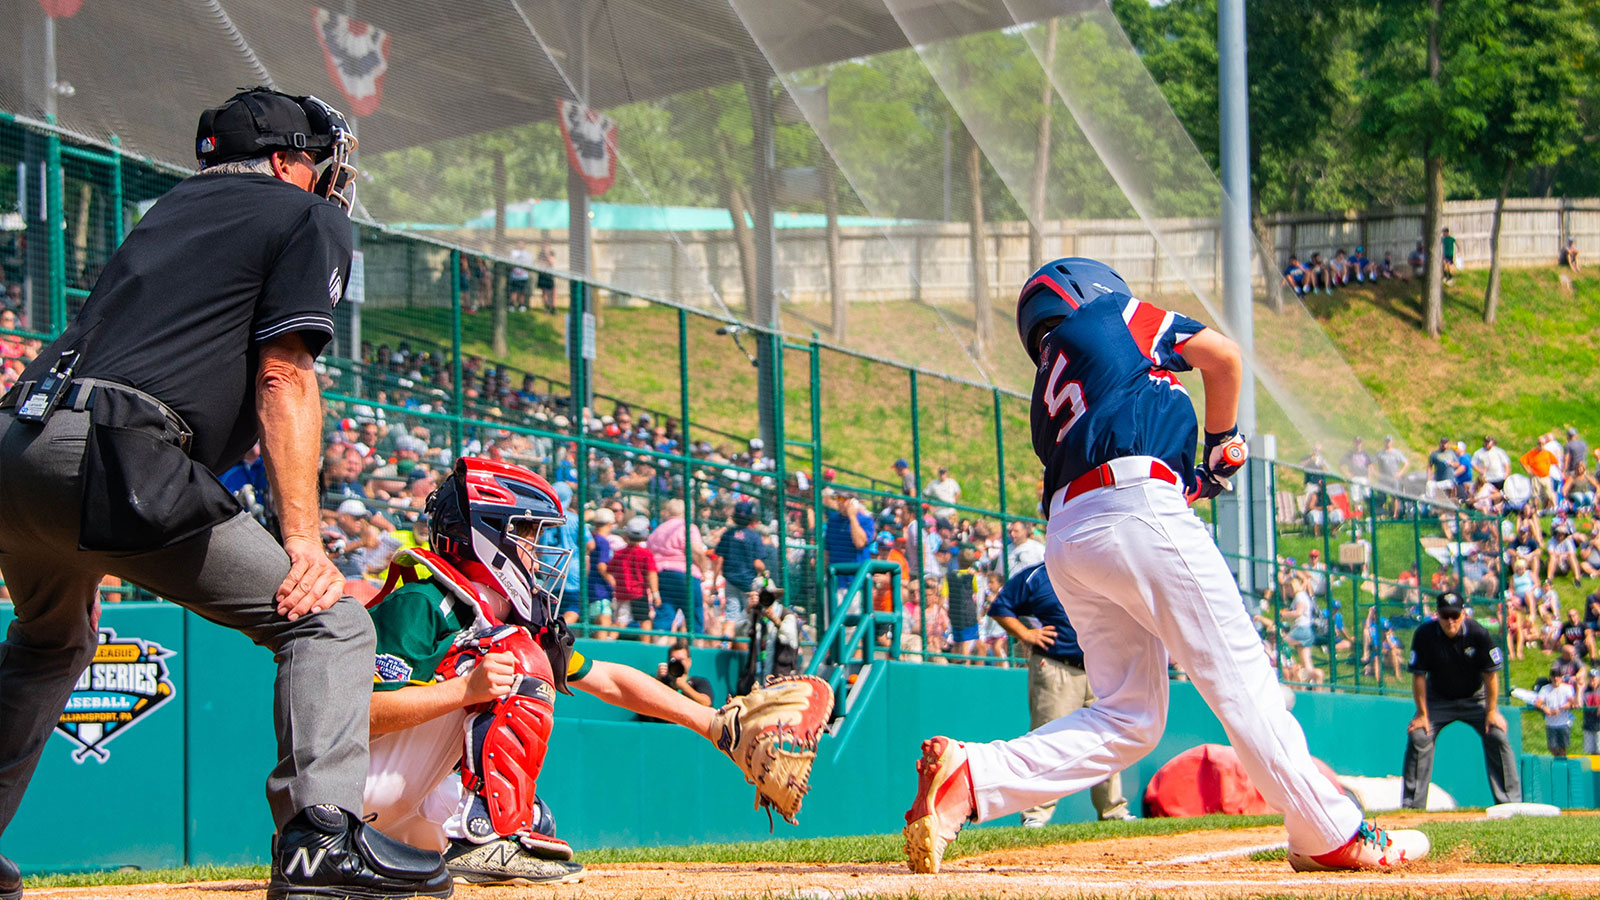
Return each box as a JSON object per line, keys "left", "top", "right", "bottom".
{"left": 964, "top": 123, "right": 991, "bottom": 358}
{"left": 1472, "top": 0, "right": 1594, "bottom": 325}
{"left": 1359, "top": 0, "right": 1494, "bottom": 338}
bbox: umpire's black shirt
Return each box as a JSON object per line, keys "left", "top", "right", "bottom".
{"left": 20, "top": 172, "right": 350, "bottom": 472}
{"left": 1407, "top": 617, "right": 1502, "bottom": 701}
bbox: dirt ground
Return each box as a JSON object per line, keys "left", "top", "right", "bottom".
{"left": 30, "top": 814, "right": 1600, "bottom": 900}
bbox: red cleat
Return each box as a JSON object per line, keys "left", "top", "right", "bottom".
{"left": 1289, "top": 821, "right": 1430, "bottom": 872}
{"left": 902, "top": 737, "right": 974, "bottom": 874}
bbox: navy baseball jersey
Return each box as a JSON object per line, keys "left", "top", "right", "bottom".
{"left": 986, "top": 562, "right": 1083, "bottom": 663}
{"left": 1030, "top": 292, "right": 1207, "bottom": 496}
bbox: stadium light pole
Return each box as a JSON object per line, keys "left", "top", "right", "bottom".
{"left": 1218, "top": 0, "right": 1264, "bottom": 590}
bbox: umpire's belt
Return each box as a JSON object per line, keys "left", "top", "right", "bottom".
{"left": 2, "top": 377, "right": 190, "bottom": 447}
{"left": 1049, "top": 456, "right": 1179, "bottom": 517}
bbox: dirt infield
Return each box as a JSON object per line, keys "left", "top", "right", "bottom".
{"left": 29, "top": 817, "right": 1600, "bottom": 900}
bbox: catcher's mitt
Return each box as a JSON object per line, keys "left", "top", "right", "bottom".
{"left": 711, "top": 675, "right": 834, "bottom": 826}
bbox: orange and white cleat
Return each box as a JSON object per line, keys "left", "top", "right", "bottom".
{"left": 902, "top": 737, "right": 975, "bottom": 874}
{"left": 1288, "top": 821, "right": 1430, "bottom": 872}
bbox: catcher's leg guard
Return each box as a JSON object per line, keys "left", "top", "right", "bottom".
{"left": 458, "top": 627, "right": 557, "bottom": 843}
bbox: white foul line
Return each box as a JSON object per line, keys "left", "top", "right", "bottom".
{"left": 1144, "top": 841, "right": 1289, "bottom": 866}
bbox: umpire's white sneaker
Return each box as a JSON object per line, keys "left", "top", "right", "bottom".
{"left": 1289, "top": 821, "right": 1430, "bottom": 872}
{"left": 902, "top": 736, "right": 974, "bottom": 874}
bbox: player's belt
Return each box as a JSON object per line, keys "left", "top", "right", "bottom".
{"left": 1049, "top": 456, "right": 1179, "bottom": 516}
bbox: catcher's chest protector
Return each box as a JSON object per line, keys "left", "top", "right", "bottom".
{"left": 453, "top": 624, "right": 557, "bottom": 842}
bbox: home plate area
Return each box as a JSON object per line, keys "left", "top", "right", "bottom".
{"left": 30, "top": 817, "right": 1600, "bottom": 900}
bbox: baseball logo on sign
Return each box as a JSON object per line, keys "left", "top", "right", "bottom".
{"left": 55, "top": 628, "right": 177, "bottom": 763}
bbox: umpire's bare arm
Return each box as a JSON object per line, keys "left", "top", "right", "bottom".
{"left": 258, "top": 331, "right": 344, "bottom": 620}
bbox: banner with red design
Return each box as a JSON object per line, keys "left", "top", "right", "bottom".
{"left": 38, "top": 0, "right": 83, "bottom": 17}
{"left": 557, "top": 99, "right": 619, "bottom": 197}
{"left": 312, "top": 7, "right": 390, "bottom": 117}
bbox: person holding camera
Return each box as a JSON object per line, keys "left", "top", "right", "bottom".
{"left": 648, "top": 639, "right": 714, "bottom": 716}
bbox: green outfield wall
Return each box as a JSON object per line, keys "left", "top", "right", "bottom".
{"left": 4, "top": 603, "right": 1579, "bottom": 875}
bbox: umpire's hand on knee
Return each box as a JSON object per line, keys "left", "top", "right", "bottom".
{"left": 1485, "top": 707, "right": 1508, "bottom": 734}
{"left": 276, "top": 535, "right": 347, "bottom": 621}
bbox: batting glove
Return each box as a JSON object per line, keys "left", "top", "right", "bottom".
{"left": 1204, "top": 427, "right": 1249, "bottom": 479}
{"left": 1186, "top": 464, "right": 1231, "bottom": 504}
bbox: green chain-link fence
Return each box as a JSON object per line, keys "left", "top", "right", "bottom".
{"left": 0, "top": 114, "right": 1525, "bottom": 698}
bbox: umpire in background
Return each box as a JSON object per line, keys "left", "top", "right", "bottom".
{"left": 1401, "top": 591, "right": 1521, "bottom": 809}
{"left": 0, "top": 90, "right": 447, "bottom": 900}
{"left": 988, "top": 561, "right": 1134, "bottom": 824}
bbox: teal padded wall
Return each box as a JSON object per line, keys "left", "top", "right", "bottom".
{"left": 0, "top": 608, "right": 1566, "bottom": 875}
{"left": 0, "top": 604, "right": 189, "bottom": 871}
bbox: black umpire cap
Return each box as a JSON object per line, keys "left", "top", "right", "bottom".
{"left": 195, "top": 88, "right": 345, "bottom": 167}
{"left": 1436, "top": 591, "right": 1465, "bottom": 616}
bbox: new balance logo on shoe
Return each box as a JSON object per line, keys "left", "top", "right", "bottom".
{"left": 284, "top": 847, "right": 329, "bottom": 878}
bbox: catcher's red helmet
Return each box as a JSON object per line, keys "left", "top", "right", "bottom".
{"left": 426, "top": 457, "right": 569, "bottom": 626}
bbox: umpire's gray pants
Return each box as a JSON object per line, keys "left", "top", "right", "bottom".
{"left": 0, "top": 408, "right": 375, "bottom": 834}
{"left": 1400, "top": 694, "right": 1521, "bottom": 808}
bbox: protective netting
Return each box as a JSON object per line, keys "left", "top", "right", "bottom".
{"left": 0, "top": 2, "right": 1522, "bottom": 692}
{"left": 3, "top": 0, "right": 1400, "bottom": 458}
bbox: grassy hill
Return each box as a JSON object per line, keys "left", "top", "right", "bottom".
{"left": 362, "top": 264, "right": 1598, "bottom": 514}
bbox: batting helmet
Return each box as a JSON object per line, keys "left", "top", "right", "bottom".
{"left": 426, "top": 457, "right": 570, "bottom": 626}
{"left": 1015, "top": 257, "right": 1132, "bottom": 364}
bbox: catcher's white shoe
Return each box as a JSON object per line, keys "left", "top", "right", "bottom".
{"left": 1288, "top": 821, "right": 1430, "bottom": 872}
{"left": 902, "top": 736, "right": 974, "bottom": 874}
{"left": 444, "top": 838, "right": 585, "bottom": 885}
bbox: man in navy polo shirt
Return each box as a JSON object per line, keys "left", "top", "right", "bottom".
{"left": 714, "top": 500, "right": 771, "bottom": 639}
{"left": 987, "top": 562, "right": 1133, "bottom": 825}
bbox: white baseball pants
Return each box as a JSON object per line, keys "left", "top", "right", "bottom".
{"left": 964, "top": 459, "right": 1362, "bottom": 855}
{"left": 363, "top": 710, "right": 469, "bottom": 852}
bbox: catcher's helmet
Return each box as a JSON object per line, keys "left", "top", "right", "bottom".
{"left": 426, "top": 457, "right": 570, "bottom": 626}
{"left": 1016, "top": 257, "right": 1132, "bottom": 364}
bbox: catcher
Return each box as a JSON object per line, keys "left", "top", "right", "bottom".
{"left": 362, "top": 457, "right": 833, "bottom": 885}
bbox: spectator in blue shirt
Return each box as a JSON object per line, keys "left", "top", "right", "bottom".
{"left": 220, "top": 442, "right": 268, "bottom": 494}
{"left": 987, "top": 563, "right": 1134, "bottom": 824}
{"left": 542, "top": 481, "right": 592, "bottom": 620}
{"left": 1454, "top": 441, "right": 1475, "bottom": 500}
{"left": 823, "top": 489, "right": 875, "bottom": 610}
{"left": 584, "top": 507, "right": 617, "bottom": 635}
{"left": 714, "top": 500, "right": 772, "bottom": 644}
{"left": 1281, "top": 255, "right": 1310, "bottom": 297}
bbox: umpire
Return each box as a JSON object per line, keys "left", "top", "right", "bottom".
{"left": 987, "top": 561, "right": 1134, "bottom": 824}
{"left": 1401, "top": 591, "right": 1521, "bottom": 809}
{"left": 0, "top": 90, "right": 447, "bottom": 900}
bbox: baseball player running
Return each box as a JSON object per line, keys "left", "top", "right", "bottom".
{"left": 363, "top": 458, "right": 831, "bottom": 884}
{"left": 902, "top": 258, "right": 1428, "bottom": 874}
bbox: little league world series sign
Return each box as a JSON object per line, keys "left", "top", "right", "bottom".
{"left": 54, "top": 628, "right": 176, "bottom": 763}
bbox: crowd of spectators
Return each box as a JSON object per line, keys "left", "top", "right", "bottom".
{"left": 0, "top": 304, "right": 43, "bottom": 399}
{"left": 1263, "top": 427, "right": 1600, "bottom": 745}
{"left": 1279, "top": 230, "right": 1465, "bottom": 298}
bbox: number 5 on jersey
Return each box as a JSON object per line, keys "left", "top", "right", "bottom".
{"left": 1042, "top": 353, "right": 1086, "bottom": 443}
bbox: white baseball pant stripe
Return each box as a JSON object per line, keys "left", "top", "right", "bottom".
{"left": 964, "top": 462, "right": 1361, "bottom": 855}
